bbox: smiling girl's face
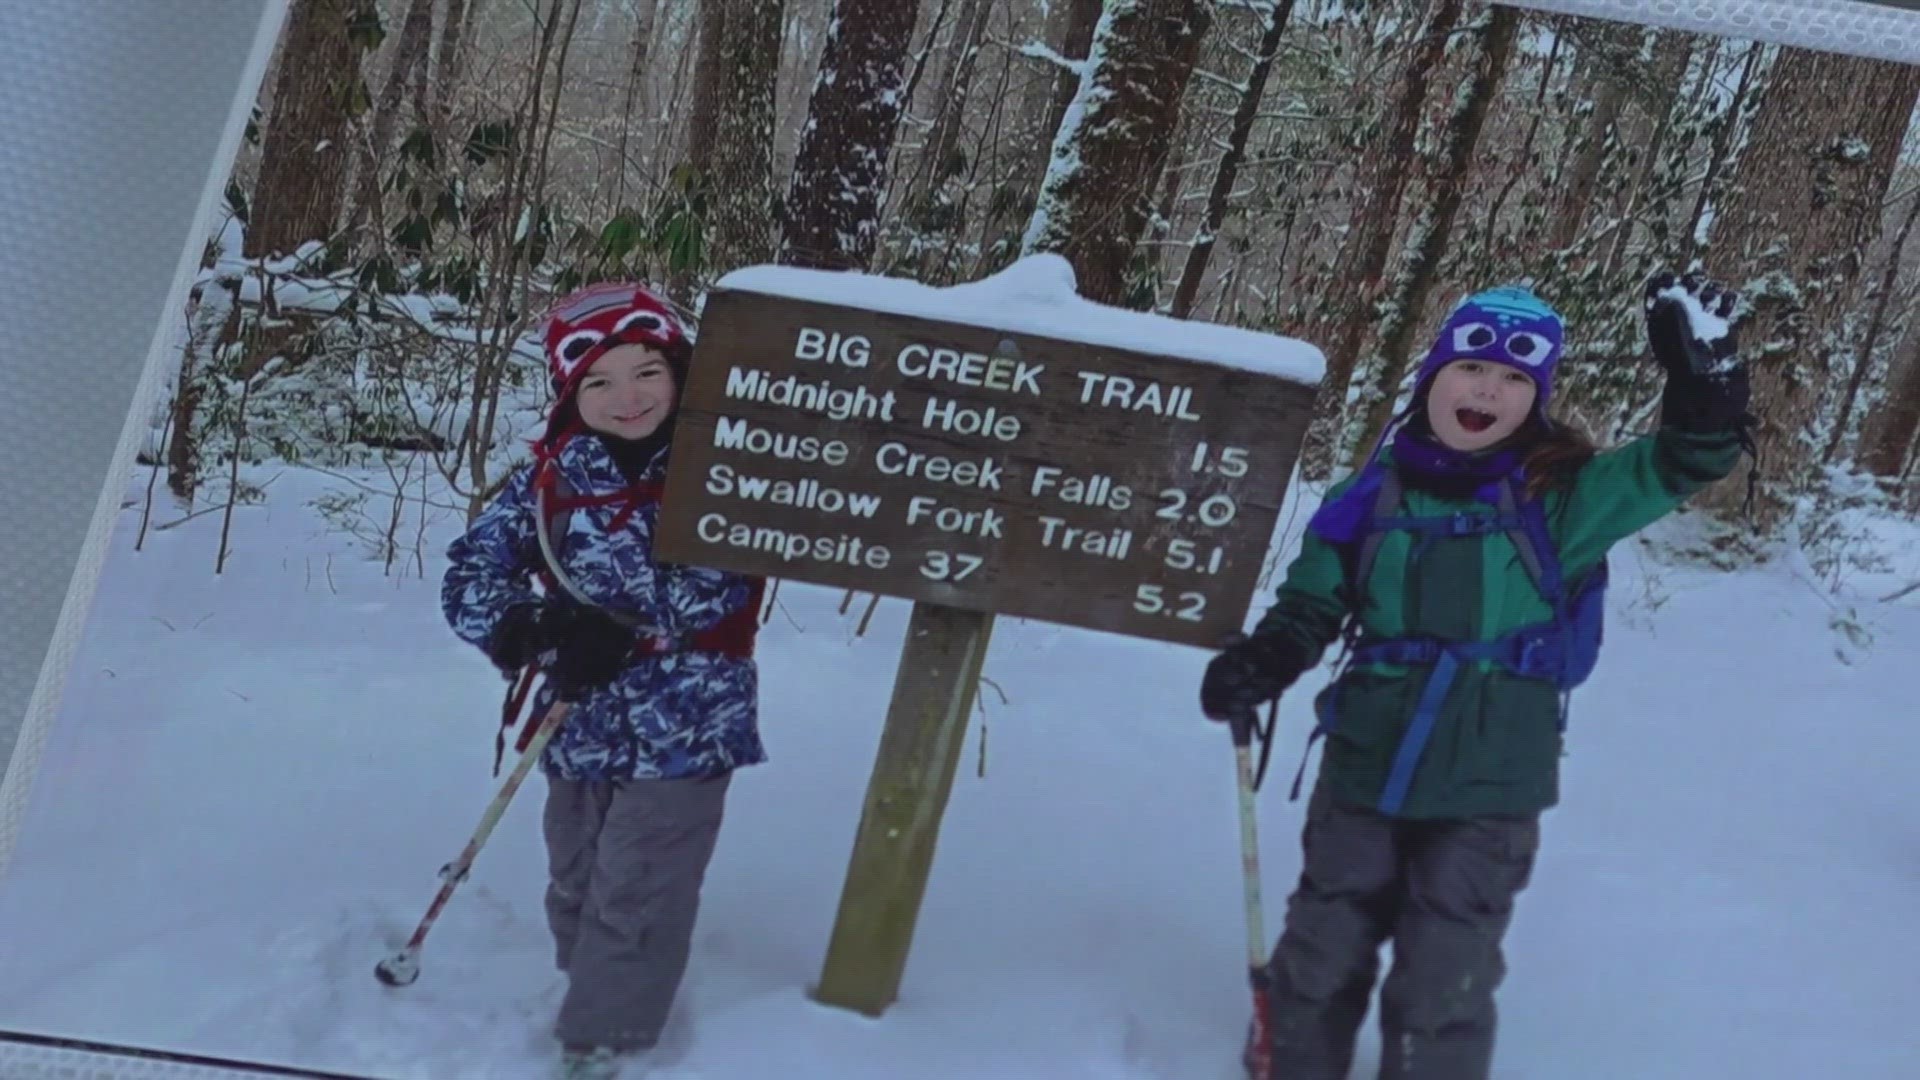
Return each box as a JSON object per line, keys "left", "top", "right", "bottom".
{"left": 1424, "top": 359, "right": 1537, "bottom": 452}
{"left": 575, "top": 344, "right": 677, "bottom": 439}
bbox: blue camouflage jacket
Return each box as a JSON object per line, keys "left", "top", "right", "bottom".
{"left": 440, "top": 433, "right": 764, "bottom": 781}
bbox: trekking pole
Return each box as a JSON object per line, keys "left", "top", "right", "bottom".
{"left": 1228, "top": 706, "right": 1274, "bottom": 1080}
{"left": 376, "top": 697, "right": 574, "bottom": 987}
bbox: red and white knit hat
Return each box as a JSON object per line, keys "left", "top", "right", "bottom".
{"left": 540, "top": 281, "right": 689, "bottom": 398}
{"left": 534, "top": 282, "right": 691, "bottom": 449}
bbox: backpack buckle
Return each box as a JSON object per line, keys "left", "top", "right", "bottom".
{"left": 1509, "top": 629, "right": 1563, "bottom": 680}
{"left": 1354, "top": 637, "right": 1441, "bottom": 667}
{"left": 1512, "top": 636, "right": 1543, "bottom": 673}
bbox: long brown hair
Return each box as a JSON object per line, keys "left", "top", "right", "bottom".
{"left": 1519, "top": 418, "right": 1597, "bottom": 503}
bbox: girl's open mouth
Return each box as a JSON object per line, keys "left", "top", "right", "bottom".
{"left": 1456, "top": 408, "right": 1496, "bottom": 433}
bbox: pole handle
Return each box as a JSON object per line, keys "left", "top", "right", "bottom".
{"left": 1227, "top": 705, "right": 1258, "bottom": 749}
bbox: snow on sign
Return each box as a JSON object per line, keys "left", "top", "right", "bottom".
{"left": 653, "top": 256, "right": 1324, "bottom": 648}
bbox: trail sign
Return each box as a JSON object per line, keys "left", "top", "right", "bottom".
{"left": 654, "top": 280, "right": 1319, "bottom": 648}
{"left": 652, "top": 258, "right": 1323, "bottom": 1019}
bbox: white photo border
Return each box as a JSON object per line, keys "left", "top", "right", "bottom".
{"left": 1495, "top": 0, "right": 1920, "bottom": 64}
{"left": 0, "top": 0, "right": 292, "bottom": 1071}
{"left": 0, "top": 0, "right": 1912, "bottom": 1076}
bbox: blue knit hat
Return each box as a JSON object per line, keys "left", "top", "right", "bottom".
{"left": 1410, "top": 285, "right": 1565, "bottom": 419}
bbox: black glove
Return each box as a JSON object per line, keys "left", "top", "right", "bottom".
{"left": 1645, "top": 271, "right": 1740, "bottom": 379}
{"left": 1200, "top": 633, "right": 1304, "bottom": 723}
{"left": 536, "top": 599, "right": 635, "bottom": 697}
{"left": 484, "top": 603, "right": 548, "bottom": 674}
{"left": 1660, "top": 353, "right": 1751, "bottom": 433}
{"left": 1645, "top": 271, "right": 1752, "bottom": 433}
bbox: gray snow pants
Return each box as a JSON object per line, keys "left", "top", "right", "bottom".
{"left": 542, "top": 772, "right": 731, "bottom": 1052}
{"left": 1262, "top": 783, "right": 1540, "bottom": 1080}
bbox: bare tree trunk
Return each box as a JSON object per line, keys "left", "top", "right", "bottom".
{"left": 215, "top": 371, "right": 257, "bottom": 575}
{"left": 1033, "top": 0, "right": 1103, "bottom": 181}
{"left": 1021, "top": 0, "right": 1214, "bottom": 308}
{"left": 1682, "top": 42, "right": 1761, "bottom": 266}
{"left": 1151, "top": 110, "right": 1186, "bottom": 236}
{"left": 405, "top": 0, "right": 432, "bottom": 118}
{"left": 1346, "top": 4, "right": 1523, "bottom": 466}
{"left": 347, "top": 0, "right": 436, "bottom": 254}
{"left": 677, "top": 0, "right": 786, "bottom": 287}
{"left": 1482, "top": 28, "right": 1562, "bottom": 255}
{"left": 431, "top": 0, "right": 473, "bottom": 124}
{"left": 606, "top": 0, "right": 662, "bottom": 214}
{"left": 1597, "top": 30, "right": 1695, "bottom": 278}
{"left": 1862, "top": 304, "right": 1920, "bottom": 479}
{"left": 1295, "top": 0, "right": 1462, "bottom": 481}
{"left": 664, "top": 0, "right": 734, "bottom": 301}
{"left": 1698, "top": 47, "right": 1920, "bottom": 529}
{"left": 245, "top": 0, "right": 373, "bottom": 260}
{"left": 901, "top": 0, "right": 992, "bottom": 213}
{"left": 168, "top": 280, "right": 246, "bottom": 503}
{"left": 894, "top": 0, "right": 956, "bottom": 118}
{"left": 1548, "top": 21, "right": 1635, "bottom": 253}
{"left": 457, "top": 0, "right": 587, "bottom": 521}
{"left": 710, "top": 0, "right": 786, "bottom": 272}
{"left": 781, "top": 0, "right": 920, "bottom": 270}
{"left": 685, "top": 0, "right": 730, "bottom": 173}
{"left": 1169, "top": 0, "right": 1296, "bottom": 319}
{"left": 1826, "top": 187, "right": 1920, "bottom": 464}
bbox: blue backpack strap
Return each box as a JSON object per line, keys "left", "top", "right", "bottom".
{"left": 1288, "top": 469, "right": 1405, "bottom": 803}
{"left": 1496, "top": 477, "right": 1564, "bottom": 608}
{"left": 1377, "top": 648, "right": 1461, "bottom": 815}
{"left": 1350, "top": 468, "right": 1402, "bottom": 608}
{"left": 1498, "top": 475, "right": 1603, "bottom": 726}
{"left": 1369, "top": 471, "right": 1495, "bottom": 815}
{"left": 1351, "top": 477, "right": 1550, "bottom": 817}
{"left": 1295, "top": 469, "right": 1598, "bottom": 815}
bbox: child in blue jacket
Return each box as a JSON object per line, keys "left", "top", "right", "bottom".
{"left": 441, "top": 282, "right": 764, "bottom": 1079}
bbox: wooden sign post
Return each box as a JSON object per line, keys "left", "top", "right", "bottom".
{"left": 653, "top": 267, "right": 1319, "bottom": 1016}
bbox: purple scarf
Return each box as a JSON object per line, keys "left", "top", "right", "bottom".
{"left": 1307, "top": 424, "right": 1525, "bottom": 546}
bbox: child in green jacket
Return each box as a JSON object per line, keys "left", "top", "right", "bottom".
{"left": 1200, "top": 273, "right": 1752, "bottom": 1080}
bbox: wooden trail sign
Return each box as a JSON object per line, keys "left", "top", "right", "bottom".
{"left": 654, "top": 289, "right": 1317, "bottom": 647}
{"left": 652, "top": 262, "right": 1321, "bottom": 1017}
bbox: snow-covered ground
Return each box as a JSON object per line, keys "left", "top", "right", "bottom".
{"left": 1, "top": 455, "right": 1918, "bottom": 1080}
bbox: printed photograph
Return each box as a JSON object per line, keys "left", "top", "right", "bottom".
{"left": 1, "top": 1, "right": 1917, "bottom": 1078}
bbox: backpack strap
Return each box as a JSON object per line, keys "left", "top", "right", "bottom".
{"left": 1300, "top": 469, "right": 1580, "bottom": 814}
{"left": 533, "top": 461, "right": 650, "bottom": 630}
{"left": 1495, "top": 476, "right": 1564, "bottom": 608}
{"left": 1350, "top": 468, "right": 1403, "bottom": 610}
{"left": 1287, "top": 468, "right": 1407, "bottom": 802}
{"left": 531, "top": 462, "right": 762, "bottom": 660}
{"left": 1495, "top": 475, "right": 1581, "bottom": 727}
{"left": 495, "top": 461, "right": 766, "bottom": 775}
